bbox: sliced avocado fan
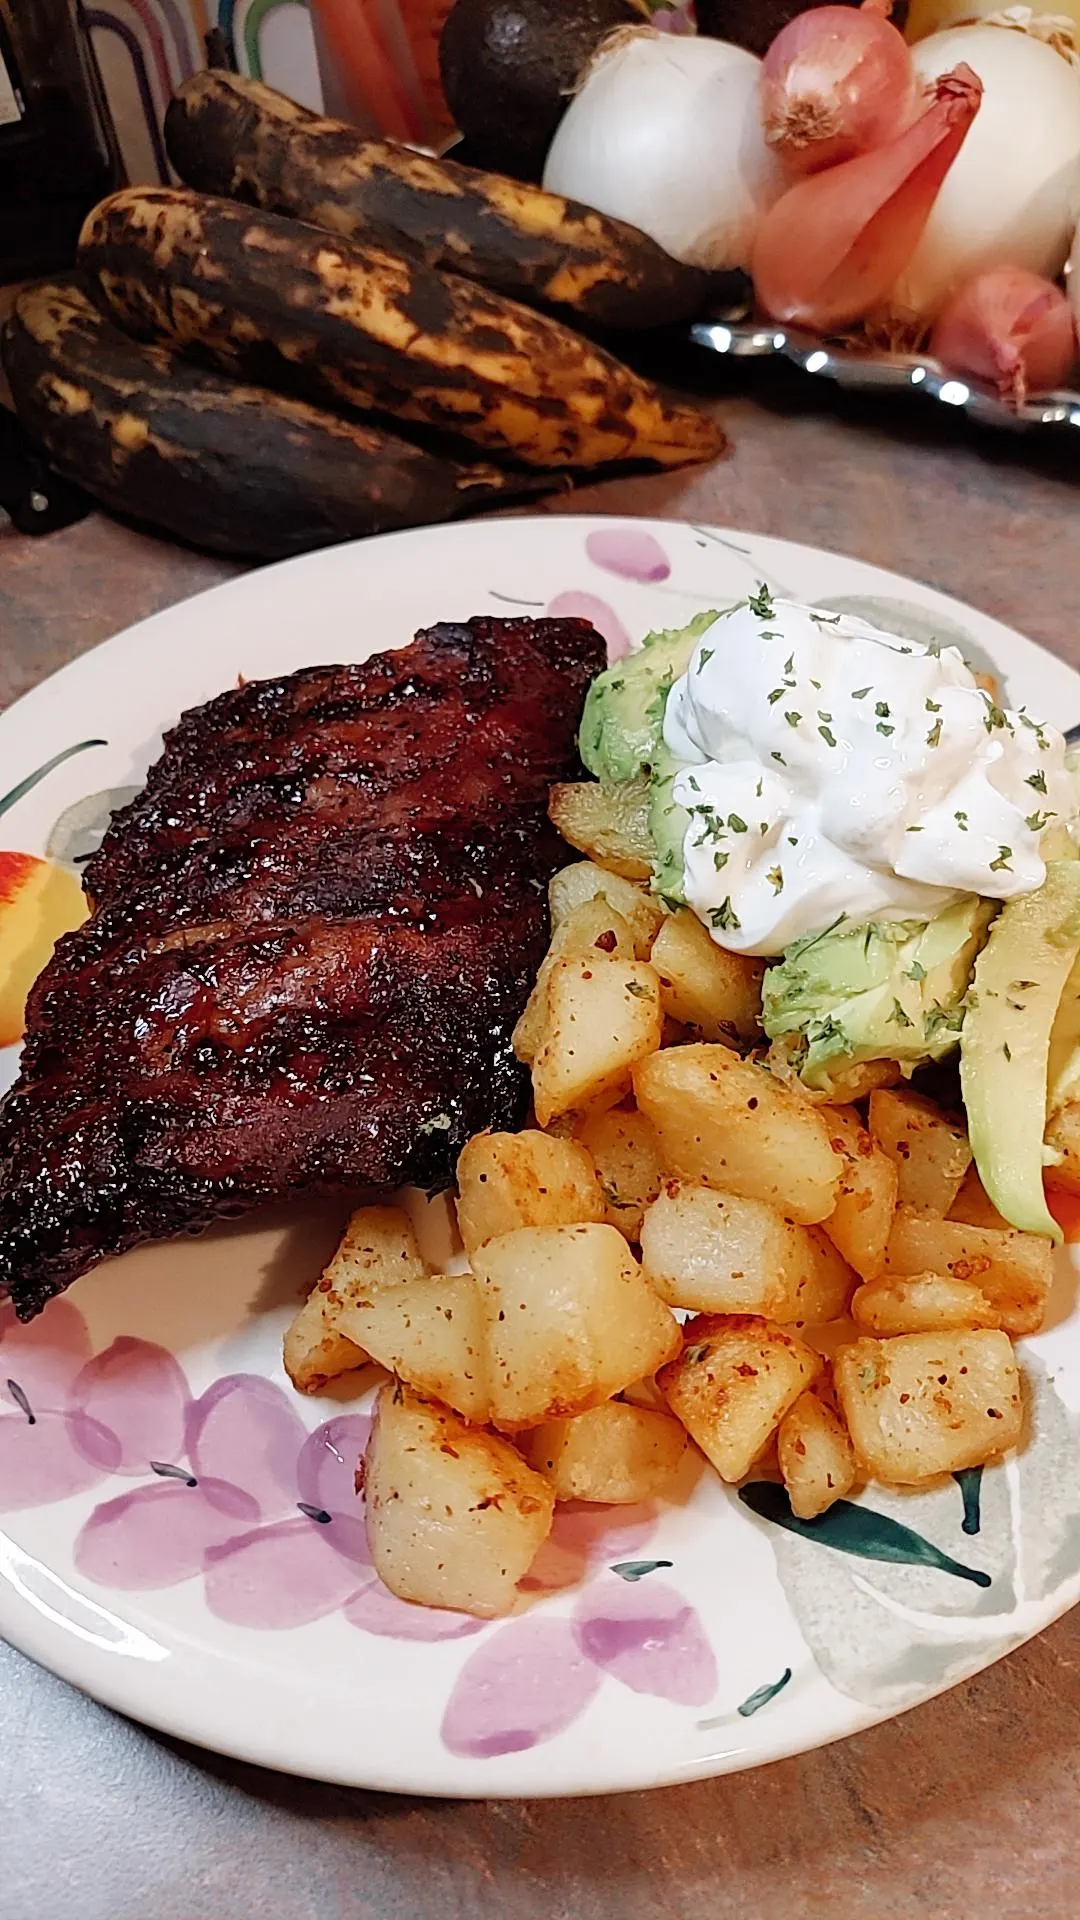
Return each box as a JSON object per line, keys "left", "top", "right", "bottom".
{"left": 960, "top": 860, "right": 1080, "bottom": 1243}
{"left": 578, "top": 609, "right": 721, "bottom": 903}
{"left": 762, "top": 898, "right": 996, "bottom": 1094}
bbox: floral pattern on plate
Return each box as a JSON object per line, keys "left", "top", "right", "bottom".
{"left": 0, "top": 516, "right": 1079, "bottom": 1796}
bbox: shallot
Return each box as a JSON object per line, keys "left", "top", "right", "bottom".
{"left": 890, "top": 25, "right": 1080, "bottom": 322}
{"left": 931, "top": 267, "right": 1076, "bottom": 403}
{"left": 761, "top": 0, "right": 917, "bottom": 175}
{"left": 542, "top": 29, "right": 785, "bottom": 270}
{"left": 751, "top": 65, "right": 982, "bottom": 331}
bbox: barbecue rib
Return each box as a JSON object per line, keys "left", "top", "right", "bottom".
{"left": 0, "top": 615, "right": 605, "bottom": 1320}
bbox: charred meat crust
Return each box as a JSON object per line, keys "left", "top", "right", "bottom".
{"left": 0, "top": 615, "right": 605, "bottom": 1320}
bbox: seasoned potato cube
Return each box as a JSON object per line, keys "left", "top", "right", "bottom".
{"left": 649, "top": 911, "right": 765, "bottom": 1044}
{"left": 549, "top": 861, "right": 665, "bottom": 955}
{"left": 884, "top": 1207, "right": 1053, "bottom": 1336}
{"left": 513, "top": 898, "right": 638, "bottom": 1064}
{"left": 473, "top": 1223, "right": 681, "bottom": 1430}
{"left": 548, "top": 776, "right": 654, "bottom": 880}
{"left": 335, "top": 1271, "right": 491, "bottom": 1423}
{"left": 574, "top": 1103, "right": 665, "bottom": 1240}
{"left": 777, "top": 1389, "right": 857, "bottom": 1518}
{"left": 821, "top": 1106, "right": 898, "bottom": 1281}
{"left": 520, "top": 1400, "right": 688, "bottom": 1502}
{"left": 795, "top": 1229, "right": 858, "bottom": 1324}
{"left": 533, "top": 957, "right": 663, "bottom": 1126}
{"left": 322, "top": 1204, "right": 427, "bottom": 1295}
{"left": 834, "top": 1331, "right": 1023, "bottom": 1485}
{"left": 456, "top": 1130, "right": 605, "bottom": 1258}
{"left": 363, "top": 1384, "right": 554, "bottom": 1617}
{"left": 869, "top": 1088, "right": 972, "bottom": 1216}
{"left": 658, "top": 1314, "right": 821, "bottom": 1482}
{"left": 283, "top": 1203, "right": 425, "bottom": 1393}
{"left": 639, "top": 1180, "right": 852, "bottom": 1321}
{"left": 949, "top": 1166, "right": 1011, "bottom": 1231}
{"left": 283, "top": 1290, "right": 368, "bottom": 1395}
{"left": 634, "top": 1043, "right": 840, "bottom": 1224}
{"left": 641, "top": 1182, "right": 797, "bottom": 1316}
{"left": 851, "top": 1272, "right": 999, "bottom": 1336}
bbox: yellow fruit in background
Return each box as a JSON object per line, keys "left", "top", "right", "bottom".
{"left": 0, "top": 852, "right": 87, "bottom": 1047}
{"left": 906, "top": 0, "right": 1080, "bottom": 36}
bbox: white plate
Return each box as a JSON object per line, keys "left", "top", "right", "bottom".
{"left": 3, "top": 514, "right": 1080, "bottom": 1801}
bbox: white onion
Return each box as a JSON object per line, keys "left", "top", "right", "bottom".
{"left": 542, "top": 31, "right": 784, "bottom": 272}
{"left": 890, "top": 25, "right": 1080, "bottom": 322}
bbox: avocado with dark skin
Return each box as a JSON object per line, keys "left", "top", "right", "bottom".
{"left": 438, "top": 0, "right": 638, "bottom": 182}
{"left": 695, "top": 0, "right": 907, "bottom": 58}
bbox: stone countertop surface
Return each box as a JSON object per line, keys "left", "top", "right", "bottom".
{"left": 3, "top": 377, "right": 1080, "bottom": 1920}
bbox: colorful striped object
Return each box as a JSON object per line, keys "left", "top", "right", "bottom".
{"left": 88, "top": 0, "right": 454, "bottom": 185}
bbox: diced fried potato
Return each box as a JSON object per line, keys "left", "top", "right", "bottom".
{"left": 363, "top": 1384, "right": 554, "bottom": 1617}
{"left": 532, "top": 957, "right": 663, "bottom": 1126}
{"left": 777, "top": 1388, "right": 857, "bottom": 1518}
{"left": 639, "top": 1180, "right": 852, "bottom": 1322}
{"left": 834, "top": 1330, "right": 1023, "bottom": 1485}
{"left": 795, "top": 1229, "right": 858, "bottom": 1323}
{"left": 869, "top": 1088, "right": 972, "bottom": 1216}
{"left": 1044, "top": 1100, "right": 1080, "bottom": 1196}
{"left": 321, "top": 1204, "right": 428, "bottom": 1295}
{"left": 455, "top": 1130, "right": 605, "bottom": 1259}
{"left": 641, "top": 1181, "right": 798, "bottom": 1317}
{"left": 282, "top": 1203, "right": 423, "bottom": 1393}
{"left": 884, "top": 1206, "right": 1053, "bottom": 1337}
{"left": 949, "top": 1166, "right": 1011, "bottom": 1231}
{"left": 821, "top": 1106, "right": 898, "bottom": 1281}
{"left": 574, "top": 1103, "right": 665, "bottom": 1240}
{"left": 513, "top": 898, "right": 639, "bottom": 1064}
{"left": 657, "top": 1314, "right": 821, "bottom": 1482}
{"left": 334, "top": 1270, "right": 491, "bottom": 1422}
{"left": 548, "top": 775, "right": 653, "bottom": 880}
{"left": 283, "top": 1290, "right": 368, "bottom": 1394}
{"left": 549, "top": 861, "right": 665, "bottom": 955}
{"left": 519, "top": 1400, "right": 688, "bottom": 1502}
{"left": 473, "top": 1222, "right": 681, "bottom": 1430}
{"left": 649, "top": 911, "right": 764, "bottom": 1044}
{"left": 851, "top": 1272, "right": 999, "bottom": 1336}
{"left": 633, "top": 1043, "right": 840, "bottom": 1224}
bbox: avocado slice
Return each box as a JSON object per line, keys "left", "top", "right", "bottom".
{"left": 578, "top": 610, "right": 720, "bottom": 787}
{"left": 960, "top": 861, "right": 1080, "bottom": 1243}
{"left": 762, "top": 896, "right": 995, "bottom": 1093}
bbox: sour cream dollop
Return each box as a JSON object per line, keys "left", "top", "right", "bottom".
{"left": 662, "top": 596, "right": 1078, "bottom": 957}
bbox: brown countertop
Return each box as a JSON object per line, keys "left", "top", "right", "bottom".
{"left": 3, "top": 382, "right": 1080, "bottom": 1919}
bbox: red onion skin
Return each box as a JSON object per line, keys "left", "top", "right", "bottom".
{"left": 930, "top": 268, "right": 1077, "bottom": 406}
{"left": 761, "top": 1, "right": 916, "bottom": 175}
{"left": 751, "top": 65, "right": 983, "bottom": 332}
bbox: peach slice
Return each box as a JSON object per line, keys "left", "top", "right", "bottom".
{"left": 0, "top": 852, "right": 87, "bottom": 1047}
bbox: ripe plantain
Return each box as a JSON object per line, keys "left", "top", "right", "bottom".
{"left": 164, "top": 68, "right": 711, "bottom": 331}
{"left": 3, "top": 278, "right": 552, "bottom": 559}
{"left": 79, "top": 187, "right": 724, "bottom": 472}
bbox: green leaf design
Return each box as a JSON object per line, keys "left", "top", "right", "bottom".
{"left": 610, "top": 1559, "right": 674, "bottom": 1582}
{"left": 0, "top": 741, "right": 107, "bottom": 822}
{"left": 739, "top": 1482, "right": 991, "bottom": 1587}
{"left": 737, "top": 1668, "right": 792, "bottom": 1718}
{"left": 954, "top": 1465, "right": 983, "bottom": 1537}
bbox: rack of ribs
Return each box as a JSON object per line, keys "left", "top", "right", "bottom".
{"left": 0, "top": 613, "right": 605, "bottom": 1320}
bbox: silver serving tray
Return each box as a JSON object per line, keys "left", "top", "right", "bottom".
{"left": 688, "top": 308, "right": 1080, "bottom": 437}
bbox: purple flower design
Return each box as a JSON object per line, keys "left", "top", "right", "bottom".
{"left": 585, "top": 527, "right": 672, "bottom": 585}
{"left": 546, "top": 592, "right": 633, "bottom": 663}
{"left": 1, "top": 1302, "right": 718, "bottom": 1758}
